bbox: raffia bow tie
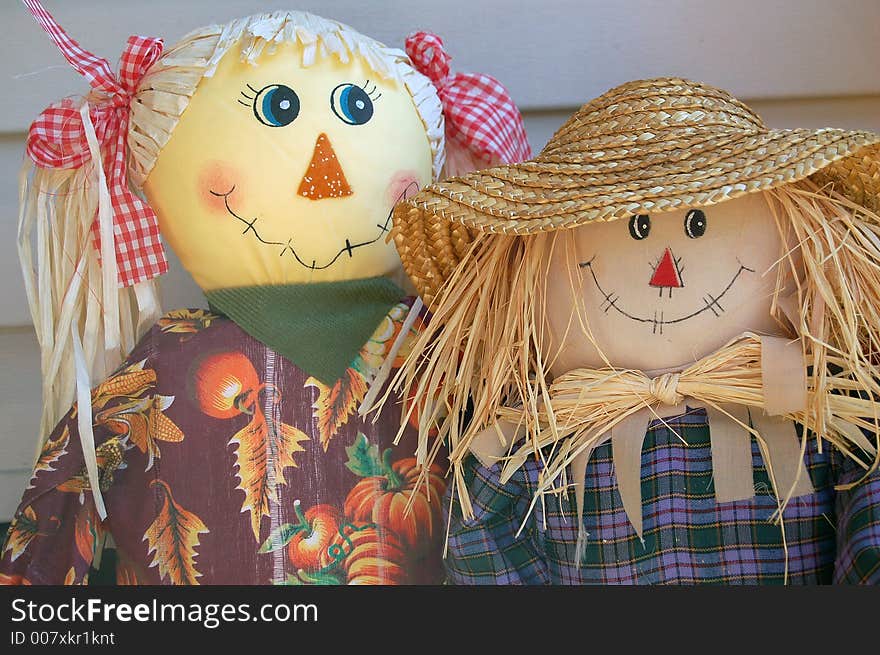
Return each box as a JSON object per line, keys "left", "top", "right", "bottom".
{"left": 470, "top": 333, "right": 878, "bottom": 540}
{"left": 646, "top": 372, "right": 685, "bottom": 406}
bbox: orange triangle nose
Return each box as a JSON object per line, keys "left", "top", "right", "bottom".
{"left": 297, "top": 133, "right": 353, "bottom": 200}
{"left": 649, "top": 248, "right": 683, "bottom": 288}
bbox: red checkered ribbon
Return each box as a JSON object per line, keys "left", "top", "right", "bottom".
{"left": 405, "top": 31, "right": 531, "bottom": 165}
{"left": 23, "top": 0, "right": 168, "bottom": 287}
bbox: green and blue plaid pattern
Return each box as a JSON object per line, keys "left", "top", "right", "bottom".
{"left": 445, "top": 408, "right": 880, "bottom": 584}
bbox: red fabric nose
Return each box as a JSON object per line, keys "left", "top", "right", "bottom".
{"left": 650, "top": 248, "right": 683, "bottom": 288}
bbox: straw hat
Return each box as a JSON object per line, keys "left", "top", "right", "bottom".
{"left": 393, "top": 77, "right": 880, "bottom": 305}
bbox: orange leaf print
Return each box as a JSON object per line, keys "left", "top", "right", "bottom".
{"left": 3, "top": 506, "right": 44, "bottom": 562}
{"left": 158, "top": 309, "right": 218, "bottom": 335}
{"left": 306, "top": 369, "right": 368, "bottom": 451}
{"left": 74, "top": 501, "right": 104, "bottom": 565}
{"left": 304, "top": 302, "right": 414, "bottom": 451}
{"left": 28, "top": 425, "right": 70, "bottom": 488}
{"left": 63, "top": 566, "right": 88, "bottom": 585}
{"left": 143, "top": 480, "right": 208, "bottom": 585}
{"left": 115, "top": 554, "right": 143, "bottom": 585}
{"left": 231, "top": 408, "right": 310, "bottom": 541}
{"left": 277, "top": 423, "right": 310, "bottom": 475}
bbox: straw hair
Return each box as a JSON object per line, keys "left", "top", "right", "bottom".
{"left": 20, "top": 10, "right": 449, "bottom": 448}
{"left": 18, "top": 160, "right": 145, "bottom": 443}
{"left": 381, "top": 179, "right": 880, "bottom": 525}
{"left": 129, "top": 10, "right": 447, "bottom": 186}
{"left": 393, "top": 77, "right": 880, "bottom": 306}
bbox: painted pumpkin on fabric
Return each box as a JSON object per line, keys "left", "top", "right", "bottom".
{"left": 191, "top": 351, "right": 262, "bottom": 419}
{"left": 287, "top": 504, "right": 342, "bottom": 572}
{"left": 330, "top": 524, "right": 406, "bottom": 585}
{"left": 344, "top": 457, "right": 445, "bottom": 550}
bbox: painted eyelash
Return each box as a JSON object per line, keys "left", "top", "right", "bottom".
{"left": 363, "top": 80, "right": 382, "bottom": 101}
{"left": 238, "top": 85, "right": 256, "bottom": 107}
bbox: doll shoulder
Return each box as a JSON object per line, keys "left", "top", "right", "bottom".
{"left": 141, "top": 307, "right": 235, "bottom": 371}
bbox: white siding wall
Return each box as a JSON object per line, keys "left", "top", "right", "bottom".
{"left": 1, "top": 0, "right": 879, "bottom": 519}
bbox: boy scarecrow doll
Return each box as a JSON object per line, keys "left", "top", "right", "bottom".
{"left": 386, "top": 78, "right": 880, "bottom": 584}
{"left": 0, "top": 3, "right": 529, "bottom": 585}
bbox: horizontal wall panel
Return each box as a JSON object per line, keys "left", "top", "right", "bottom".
{"left": 2, "top": 0, "right": 880, "bottom": 131}
{"left": 0, "top": 135, "right": 28, "bottom": 326}
{"left": 0, "top": 328, "right": 42, "bottom": 522}
{"left": 0, "top": 472, "right": 29, "bottom": 524}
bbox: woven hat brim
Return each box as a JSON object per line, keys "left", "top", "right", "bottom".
{"left": 414, "top": 129, "right": 880, "bottom": 232}
{"left": 393, "top": 129, "right": 880, "bottom": 305}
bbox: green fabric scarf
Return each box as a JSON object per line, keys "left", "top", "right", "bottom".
{"left": 206, "top": 277, "right": 404, "bottom": 385}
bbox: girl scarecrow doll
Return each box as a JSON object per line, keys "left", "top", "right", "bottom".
{"left": 385, "top": 77, "right": 880, "bottom": 584}
{"left": 0, "top": 2, "right": 529, "bottom": 585}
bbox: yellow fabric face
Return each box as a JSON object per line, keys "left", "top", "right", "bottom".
{"left": 143, "top": 41, "right": 433, "bottom": 290}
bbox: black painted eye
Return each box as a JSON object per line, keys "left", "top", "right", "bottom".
{"left": 253, "top": 84, "right": 300, "bottom": 127}
{"left": 685, "top": 209, "right": 707, "bottom": 238}
{"left": 628, "top": 214, "right": 651, "bottom": 240}
{"left": 330, "top": 83, "right": 374, "bottom": 125}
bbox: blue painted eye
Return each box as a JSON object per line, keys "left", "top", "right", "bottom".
{"left": 252, "top": 84, "right": 299, "bottom": 127}
{"left": 330, "top": 83, "right": 374, "bottom": 125}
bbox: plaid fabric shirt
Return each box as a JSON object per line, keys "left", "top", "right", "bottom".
{"left": 446, "top": 408, "right": 880, "bottom": 584}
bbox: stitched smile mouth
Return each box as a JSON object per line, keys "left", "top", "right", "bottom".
{"left": 209, "top": 182, "right": 418, "bottom": 270}
{"left": 578, "top": 257, "right": 755, "bottom": 335}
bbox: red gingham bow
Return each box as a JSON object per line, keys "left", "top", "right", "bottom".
{"left": 23, "top": 0, "right": 168, "bottom": 287}
{"left": 405, "top": 31, "right": 531, "bottom": 165}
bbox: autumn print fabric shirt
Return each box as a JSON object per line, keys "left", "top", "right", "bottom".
{"left": 0, "top": 302, "right": 446, "bottom": 585}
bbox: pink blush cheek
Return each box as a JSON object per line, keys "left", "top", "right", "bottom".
{"left": 386, "top": 170, "right": 421, "bottom": 208}
{"left": 198, "top": 162, "right": 240, "bottom": 213}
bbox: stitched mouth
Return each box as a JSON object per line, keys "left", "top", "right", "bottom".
{"left": 209, "top": 182, "right": 418, "bottom": 270}
{"left": 578, "top": 257, "right": 755, "bottom": 335}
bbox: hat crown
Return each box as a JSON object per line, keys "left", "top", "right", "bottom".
{"left": 539, "top": 77, "right": 766, "bottom": 159}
